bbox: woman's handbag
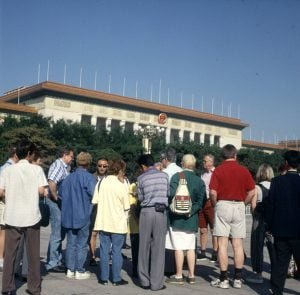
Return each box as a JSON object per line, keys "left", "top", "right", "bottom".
{"left": 39, "top": 197, "right": 50, "bottom": 227}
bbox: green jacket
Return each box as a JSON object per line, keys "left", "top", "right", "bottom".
{"left": 168, "top": 169, "right": 206, "bottom": 232}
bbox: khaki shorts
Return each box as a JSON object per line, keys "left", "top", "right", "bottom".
{"left": 213, "top": 200, "right": 246, "bottom": 238}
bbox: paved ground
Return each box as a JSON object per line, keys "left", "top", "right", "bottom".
{"left": 1, "top": 216, "right": 299, "bottom": 295}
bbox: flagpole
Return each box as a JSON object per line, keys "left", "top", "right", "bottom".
{"left": 158, "top": 79, "right": 162, "bottom": 104}
{"left": 180, "top": 92, "right": 183, "bottom": 108}
{"left": 94, "top": 71, "right": 97, "bottom": 90}
{"left": 123, "top": 77, "right": 126, "bottom": 96}
{"left": 37, "top": 64, "right": 40, "bottom": 83}
{"left": 79, "top": 68, "right": 83, "bottom": 87}
{"left": 46, "top": 60, "right": 50, "bottom": 81}
{"left": 64, "top": 64, "right": 67, "bottom": 84}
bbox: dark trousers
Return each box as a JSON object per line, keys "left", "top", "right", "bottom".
{"left": 130, "top": 233, "right": 139, "bottom": 276}
{"left": 271, "top": 237, "right": 300, "bottom": 295}
{"left": 250, "top": 213, "right": 267, "bottom": 273}
{"left": 2, "top": 224, "right": 41, "bottom": 295}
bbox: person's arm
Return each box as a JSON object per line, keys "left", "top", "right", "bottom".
{"left": 0, "top": 188, "right": 5, "bottom": 198}
{"left": 245, "top": 188, "right": 256, "bottom": 205}
{"left": 38, "top": 186, "right": 45, "bottom": 196}
{"left": 209, "top": 189, "right": 217, "bottom": 207}
{"left": 250, "top": 186, "right": 259, "bottom": 212}
{"left": 48, "top": 180, "right": 58, "bottom": 201}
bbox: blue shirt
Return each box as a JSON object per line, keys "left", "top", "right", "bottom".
{"left": 137, "top": 167, "right": 169, "bottom": 207}
{"left": 59, "top": 167, "right": 97, "bottom": 229}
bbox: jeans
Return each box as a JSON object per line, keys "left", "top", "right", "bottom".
{"left": 99, "top": 231, "right": 125, "bottom": 282}
{"left": 46, "top": 198, "right": 65, "bottom": 270}
{"left": 65, "top": 223, "right": 90, "bottom": 272}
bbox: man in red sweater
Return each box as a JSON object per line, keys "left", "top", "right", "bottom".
{"left": 209, "top": 144, "right": 255, "bottom": 289}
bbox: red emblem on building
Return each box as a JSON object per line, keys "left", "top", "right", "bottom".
{"left": 158, "top": 113, "right": 167, "bottom": 124}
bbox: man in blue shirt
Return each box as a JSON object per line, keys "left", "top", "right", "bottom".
{"left": 59, "top": 152, "right": 96, "bottom": 280}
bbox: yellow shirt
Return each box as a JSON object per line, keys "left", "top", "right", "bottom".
{"left": 128, "top": 182, "right": 139, "bottom": 234}
{"left": 92, "top": 175, "right": 130, "bottom": 234}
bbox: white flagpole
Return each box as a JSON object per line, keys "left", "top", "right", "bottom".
{"left": 37, "top": 64, "right": 40, "bottom": 83}
{"left": 64, "top": 64, "right": 67, "bottom": 84}
{"left": 158, "top": 78, "right": 162, "bottom": 103}
{"left": 201, "top": 96, "right": 204, "bottom": 112}
{"left": 79, "top": 68, "right": 83, "bottom": 87}
{"left": 46, "top": 60, "right": 50, "bottom": 81}
{"left": 135, "top": 81, "right": 138, "bottom": 98}
{"left": 94, "top": 71, "right": 97, "bottom": 90}
{"left": 123, "top": 77, "right": 126, "bottom": 96}
{"left": 211, "top": 97, "right": 214, "bottom": 114}
{"left": 108, "top": 74, "right": 111, "bottom": 93}
{"left": 150, "top": 85, "right": 153, "bottom": 102}
{"left": 192, "top": 94, "right": 194, "bottom": 110}
{"left": 221, "top": 100, "right": 224, "bottom": 116}
{"left": 17, "top": 87, "right": 20, "bottom": 104}
{"left": 180, "top": 92, "right": 183, "bottom": 108}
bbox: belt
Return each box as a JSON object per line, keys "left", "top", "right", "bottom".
{"left": 218, "top": 200, "right": 243, "bottom": 202}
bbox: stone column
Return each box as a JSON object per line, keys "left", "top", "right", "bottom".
{"left": 165, "top": 128, "right": 171, "bottom": 144}
{"left": 106, "top": 118, "right": 112, "bottom": 132}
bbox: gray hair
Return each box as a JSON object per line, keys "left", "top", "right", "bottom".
{"left": 161, "top": 147, "right": 177, "bottom": 163}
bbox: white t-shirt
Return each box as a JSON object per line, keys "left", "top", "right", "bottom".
{"left": 0, "top": 159, "right": 48, "bottom": 227}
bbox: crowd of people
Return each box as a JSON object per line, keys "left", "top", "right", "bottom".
{"left": 0, "top": 140, "right": 299, "bottom": 295}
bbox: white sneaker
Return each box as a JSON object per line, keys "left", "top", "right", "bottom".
{"left": 66, "top": 269, "right": 75, "bottom": 279}
{"left": 233, "top": 279, "right": 242, "bottom": 289}
{"left": 75, "top": 271, "right": 91, "bottom": 280}
{"left": 211, "top": 279, "right": 230, "bottom": 289}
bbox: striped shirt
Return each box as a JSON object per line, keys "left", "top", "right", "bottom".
{"left": 137, "top": 167, "right": 169, "bottom": 207}
{"left": 48, "top": 158, "right": 69, "bottom": 185}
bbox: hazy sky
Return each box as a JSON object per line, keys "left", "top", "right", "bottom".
{"left": 1, "top": 0, "right": 299, "bottom": 143}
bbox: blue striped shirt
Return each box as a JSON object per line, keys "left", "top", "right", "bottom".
{"left": 48, "top": 158, "right": 69, "bottom": 185}
{"left": 137, "top": 167, "right": 169, "bottom": 207}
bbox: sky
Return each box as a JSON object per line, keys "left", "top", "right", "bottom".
{"left": 0, "top": 0, "right": 299, "bottom": 143}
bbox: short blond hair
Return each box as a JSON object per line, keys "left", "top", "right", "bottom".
{"left": 182, "top": 154, "right": 196, "bottom": 169}
{"left": 256, "top": 164, "right": 274, "bottom": 182}
{"left": 76, "top": 152, "right": 92, "bottom": 167}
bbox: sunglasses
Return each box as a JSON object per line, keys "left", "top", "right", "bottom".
{"left": 98, "top": 165, "right": 108, "bottom": 168}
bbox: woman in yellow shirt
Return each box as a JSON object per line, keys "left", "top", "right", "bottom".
{"left": 92, "top": 160, "right": 130, "bottom": 286}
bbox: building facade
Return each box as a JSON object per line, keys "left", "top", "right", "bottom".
{"left": 0, "top": 81, "right": 248, "bottom": 148}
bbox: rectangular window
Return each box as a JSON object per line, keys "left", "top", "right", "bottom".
{"left": 81, "top": 115, "right": 91, "bottom": 125}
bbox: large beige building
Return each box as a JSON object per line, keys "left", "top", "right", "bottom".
{"left": 0, "top": 81, "right": 249, "bottom": 148}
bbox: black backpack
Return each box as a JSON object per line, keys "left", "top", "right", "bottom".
{"left": 254, "top": 183, "right": 269, "bottom": 216}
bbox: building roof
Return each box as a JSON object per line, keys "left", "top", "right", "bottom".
{"left": 0, "top": 81, "right": 248, "bottom": 130}
{"left": 242, "top": 139, "right": 286, "bottom": 151}
{"left": 0, "top": 101, "right": 37, "bottom": 115}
